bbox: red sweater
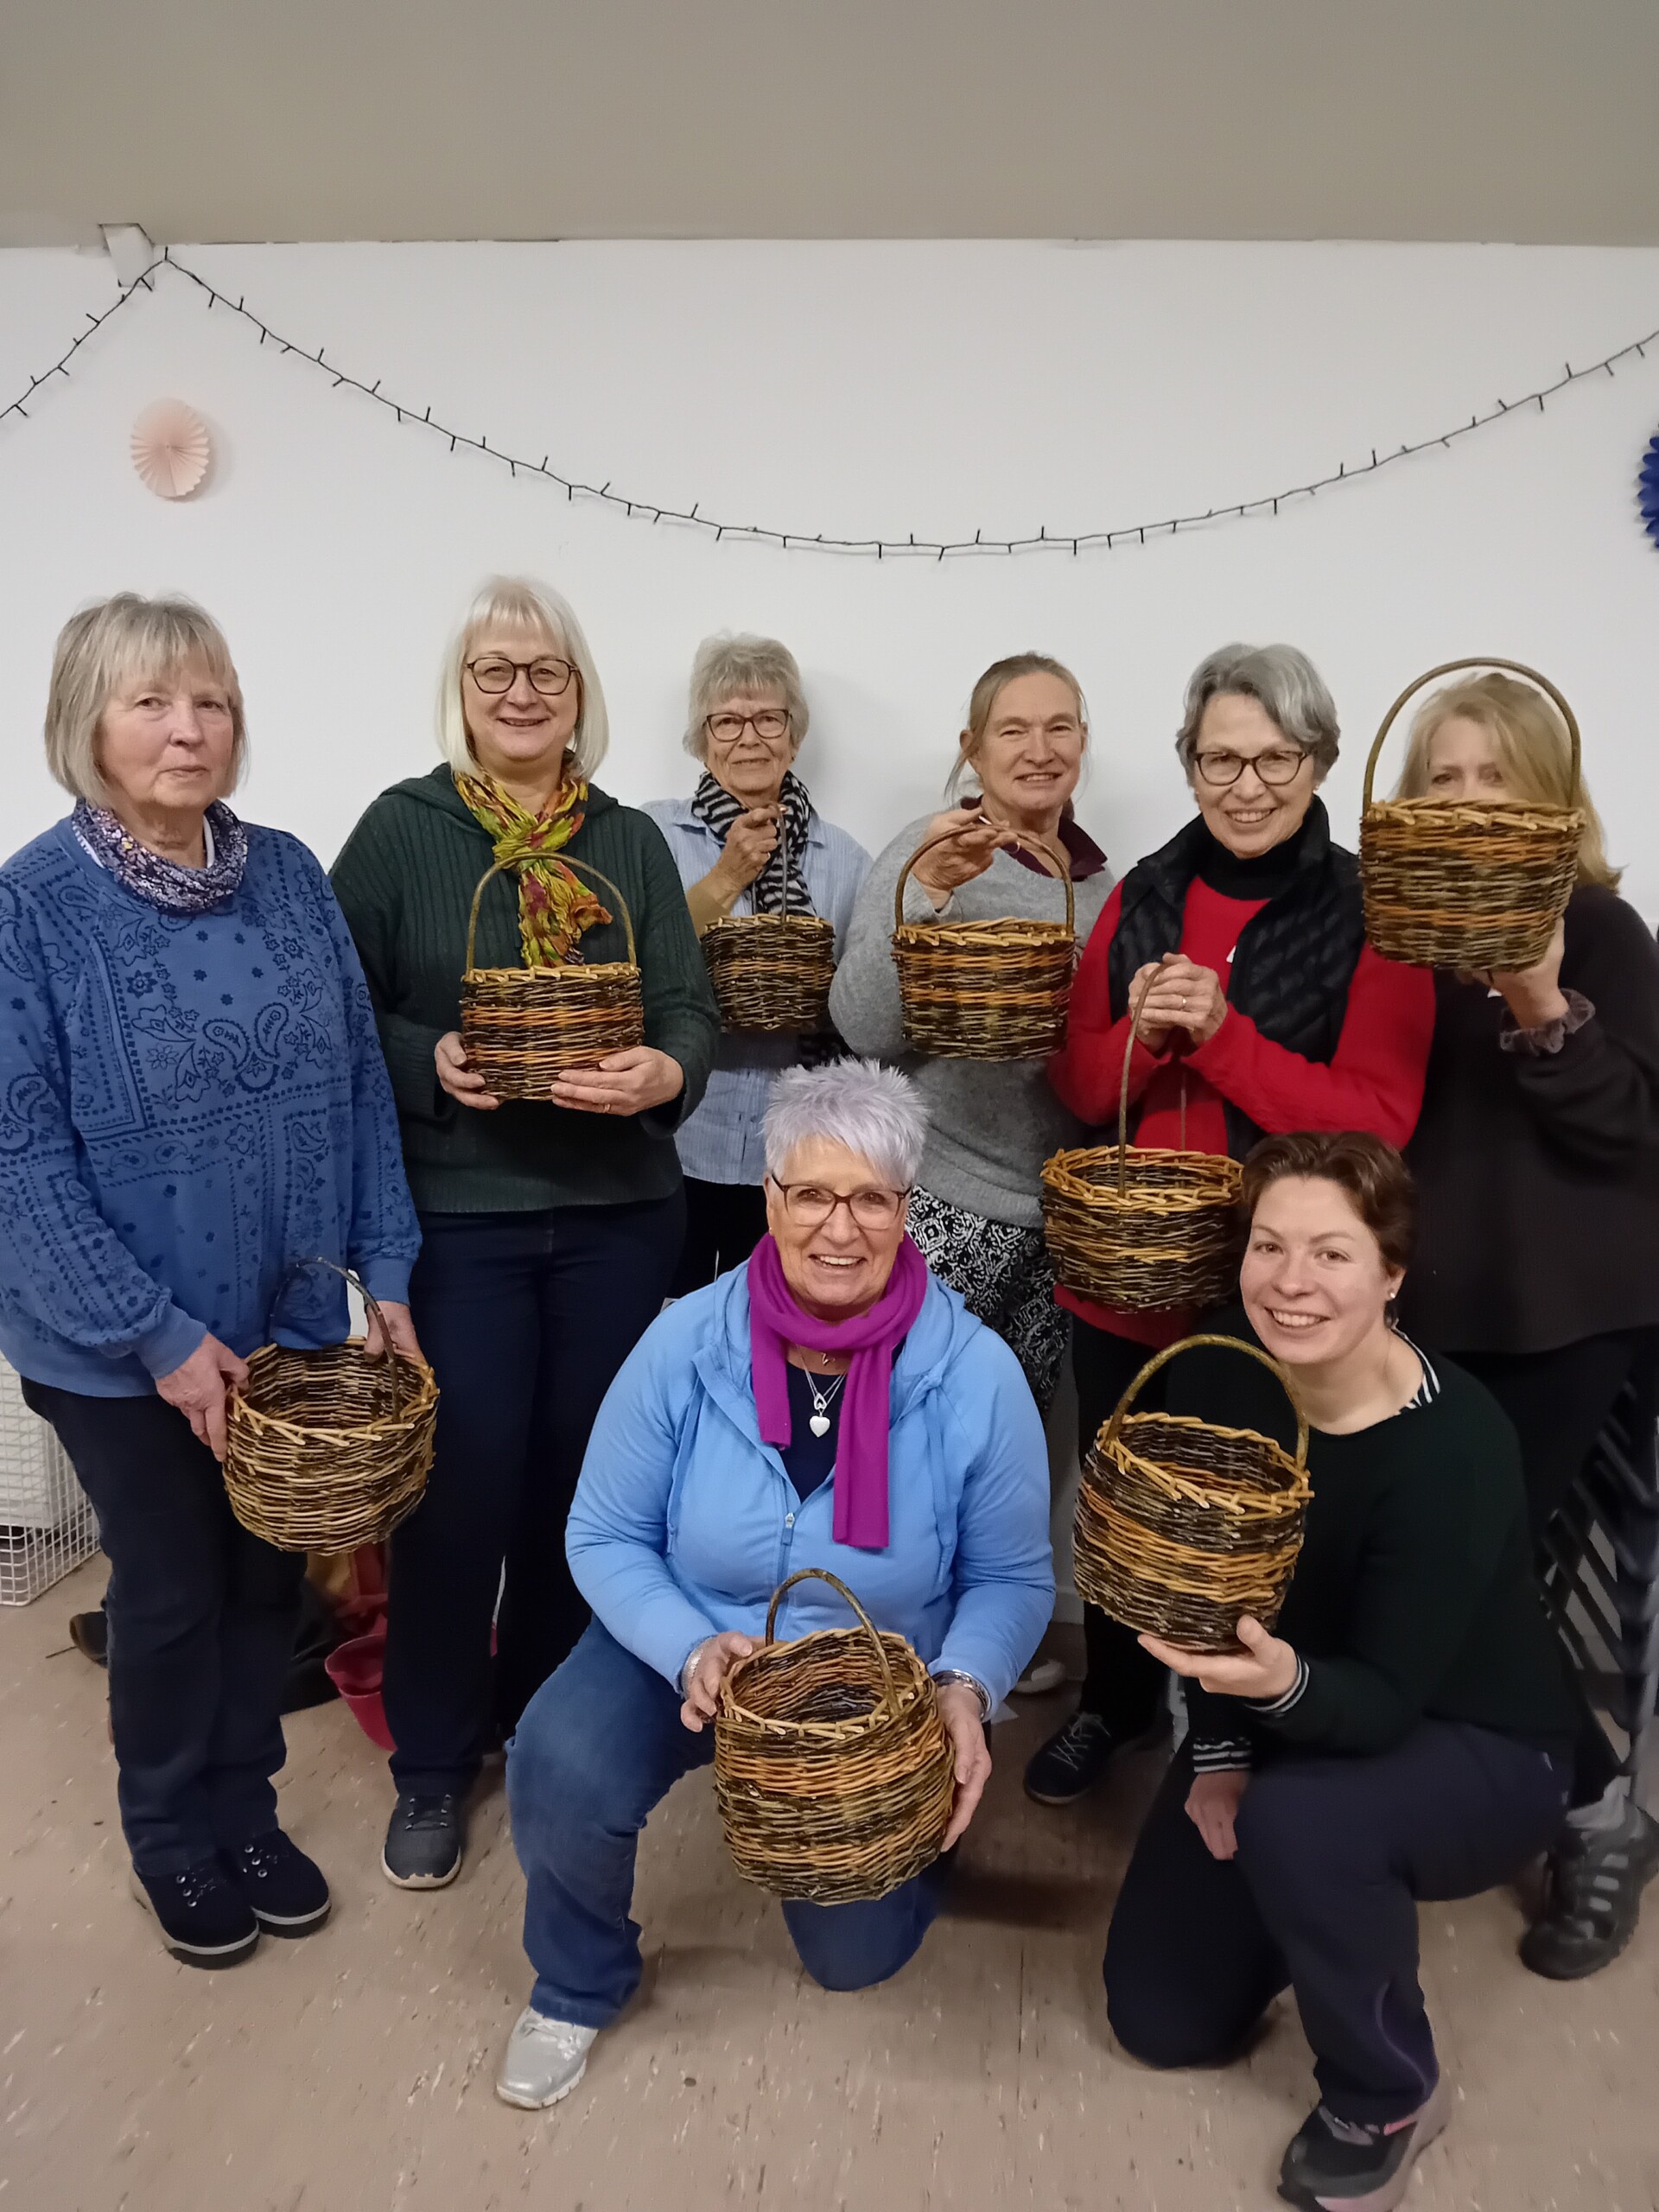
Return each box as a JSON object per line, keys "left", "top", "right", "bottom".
{"left": 1049, "top": 877, "right": 1436, "bottom": 1344}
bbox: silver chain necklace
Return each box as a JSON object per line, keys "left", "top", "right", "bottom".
{"left": 805, "top": 1372, "right": 847, "bottom": 1439}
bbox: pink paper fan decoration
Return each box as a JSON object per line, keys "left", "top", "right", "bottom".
{"left": 130, "top": 400, "right": 212, "bottom": 499}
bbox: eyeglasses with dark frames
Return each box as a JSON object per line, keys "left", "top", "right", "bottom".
{"left": 705, "top": 709, "right": 792, "bottom": 744}
{"left": 1192, "top": 746, "right": 1308, "bottom": 788}
{"left": 466, "top": 655, "right": 579, "bottom": 697}
{"left": 768, "top": 1178, "right": 911, "bottom": 1230}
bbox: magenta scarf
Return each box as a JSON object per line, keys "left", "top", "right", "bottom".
{"left": 747, "top": 1233, "right": 931, "bottom": 1549}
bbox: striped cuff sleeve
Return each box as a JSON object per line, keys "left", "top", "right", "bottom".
{"left": 1247, "top": 1655, "right": 1310, "bottom": 1722}
{"left": 1190, "top": 1735, "right": 1255, "bottom": 1774}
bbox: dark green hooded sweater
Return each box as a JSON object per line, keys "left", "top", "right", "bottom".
{"left": 331, "top": 766, "right": 718, "bottom": 1214}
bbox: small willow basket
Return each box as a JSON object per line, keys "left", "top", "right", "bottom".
{"left": 702, "top": 817, "right": 836, "bottom": 1032}
{"left": 1359, "top": 657, "right": 1585, "bottom": 969}
{"left": 892, "top": 826, "right": 1075, "bottom": 1060}
{"left": 715, "top": 1567, "right": 957, "bottom": 1904}
{"left": 1041, "top": 967, "right": 1243, "bottom": 1313}
{"left": 1073, "top": 1335, "right": 1311, "bottom": 1653}
{"left": 460, "top": 856, "right": 645, "bottom": 1096}
{"left": 224, "top": 1259, "right": 438, "bottom": 1553}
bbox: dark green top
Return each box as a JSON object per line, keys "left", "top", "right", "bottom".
{"left": 1176, "top": 1319, "right": 1579, "bottom": 1759}
{"left": 330, "top": 767, "right": 718, "bottom": 1215}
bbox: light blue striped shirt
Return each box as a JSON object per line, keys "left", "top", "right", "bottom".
{"left": 642, "top": 797, "right": 871, "bottom": 1186}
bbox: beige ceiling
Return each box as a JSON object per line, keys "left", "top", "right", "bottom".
{"left": 4, "top": 0, "right": 1658, "bottom": 247}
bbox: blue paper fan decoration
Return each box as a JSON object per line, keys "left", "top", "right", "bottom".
{"left": 1644, "top": 431, "right": 1659, "bottom": 550}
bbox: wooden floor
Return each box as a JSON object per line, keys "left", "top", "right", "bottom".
{"left": 3, "top": 1558, "right": 1656, "bottom": 2212}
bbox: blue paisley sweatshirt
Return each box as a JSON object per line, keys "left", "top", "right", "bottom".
{"left": 0, "top": 817, "right": 421, "bottom": 1396}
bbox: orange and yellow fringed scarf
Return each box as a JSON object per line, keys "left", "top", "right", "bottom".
{"left": 454, "top": 772, "right": 612, "bottom": 966}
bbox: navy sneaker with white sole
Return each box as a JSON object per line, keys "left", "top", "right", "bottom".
{"left": 223, "top": 1829, "right": 332, "bottom": 1936}
{"left": 130, "top": 1860, "right": 260, "bottom": 1968}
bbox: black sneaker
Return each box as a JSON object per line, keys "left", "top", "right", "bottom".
{"left": 1520, "top": 1802, "right": 1659, "bottom": 1980}
{"left": 1024, "top": 1709, "right": 1150, "bottom": 1806}
{"left": 130, "top": 1859, "right": 260, "bottom": 1967}
{"left": 382, "top": 1791, "right": 465, "bottom": 1888}
{"left": 1278, "top": 2079, "right": 1451, "bottom": 2209}
{"left": 223, "top": 1829, "right": 332, "bottom": 1936}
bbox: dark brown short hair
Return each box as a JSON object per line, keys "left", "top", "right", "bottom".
{"left": 1240, "top": 1130, "right": 1414, "bottom": 1273}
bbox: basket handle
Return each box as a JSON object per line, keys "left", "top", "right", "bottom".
{"left": 1361, "top": 658, "right": 1582, "bottom": 811}
{"left": 1115, "top": 963, "right": 1163, "bottom": 1198}
{"left": 463, "top": 855, "right": 639, "bottom": 973}
{"left": 763, "top": 1566, "right": 901, "bottom": 1721}
{"left": 265, "top": 1255, "right": 405, "bottom": 1417}
{"left": 1102, "top": 1332, "right": 1309, "bottom": 1474}
{"left": 893, "top": 822, "right": 1076, "bottom": 936}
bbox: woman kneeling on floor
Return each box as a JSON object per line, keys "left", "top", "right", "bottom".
{"left": 1103, "top": 1132, "right": 1578, "bottom": 2212}
{"left": 499, "top": 1058, "right": 1053, "bottom": 2108}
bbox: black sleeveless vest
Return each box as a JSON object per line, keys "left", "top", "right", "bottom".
{"left": 1104, "top": 799, "right": 1367, "bottom": 1158}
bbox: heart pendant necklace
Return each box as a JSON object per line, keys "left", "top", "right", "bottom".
{"left": 807, "top": 1373, "right": 847, "bottom": 1439}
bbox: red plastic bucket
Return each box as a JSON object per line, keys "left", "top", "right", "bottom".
{"left": 325, "top": 1624, "right": 395, "bottom": 1751}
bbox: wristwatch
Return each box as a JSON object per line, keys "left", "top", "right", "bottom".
{"left": 932, "top": 1669, "right": 991, "bottom": 1720}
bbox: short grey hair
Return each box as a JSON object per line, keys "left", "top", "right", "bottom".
{"left": 763, "top": 1060, "right": 927, "bottom": 1190}
{"left": 43, "top": 593, "right": 247, "bottom": 807}
{"left": 437, "top": 575, "right": 610, "bottom": 780}
{"left": 1175, "top": 643, "right": 1340, "bottom": 778}
{"left": 683, "top": 632, "right": 810, "bottom": 760}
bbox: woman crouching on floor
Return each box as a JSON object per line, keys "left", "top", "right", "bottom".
{"left": 1103, "top": 1132, "right": 1577, "bottom": 2212}
{"left": 498, "top": 1058, "right": 1053, "bottom": 2108}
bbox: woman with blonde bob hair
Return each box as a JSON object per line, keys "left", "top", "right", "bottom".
{"left": 1, "top": 594, "right": 420, "bottom": 1966}
{"left": 1396, "top": 670, "right": 1659, "bottom": 1980}
{"left": 332, "top": 575, "right": 718, "bottom": 1893}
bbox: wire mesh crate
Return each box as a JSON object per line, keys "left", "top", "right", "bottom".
{"left": 0, "top": 1355, "right": 100, "bottom": 1605}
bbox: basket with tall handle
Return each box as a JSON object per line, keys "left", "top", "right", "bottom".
{"left": 1359, "top": 657, "right": 1584, "bottom": 969}
{"left": 1041, "top": 968, "right": 1242, "bottom": 1312}
{"left": 714, "top": 1567, "right": 957, "bottom": 1904}
{"left": 700, "top": 810, "right": 836, "bottom": 1033}
{"left": 459, "top": 856, "right": 645, "bottom": 1097}
{"left": 1073, "top": 1334, "right": 1311, "bottom": 1653}
{"left": 223, "top": 1258, "right": 438, "bottom": 1552}
{"left": 890, "top": 825, "right": 1076, "bottom": 1060}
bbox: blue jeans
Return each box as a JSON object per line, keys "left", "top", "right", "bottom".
{"left": 21, "top": 1381, "right": 305, "bottom": 1876}
{"left": 507, "top": 1621, "right": 948, "bottom": 2026}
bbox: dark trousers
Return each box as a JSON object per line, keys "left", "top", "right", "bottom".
{"left": 20, "top": 1381, "right": 305, "bottom": 1876}
{"left": 1457, "top": 1331, "right": 1659, "bottom": 1805}
{"left": 1104, "top": 1729, "right": 1570, "bottom": 2126}
{"left": 1074, "top": 1322, "right": 1170, "bottom": 1733}
{"left": 668, "top": 1174, "right": 768, "bottom": 1299}
{"left": 385, "top": 1193, "right": 685, "bottom": 1796}
{"left": 508, "top": 1621, "right": 948, "bottom": 2026}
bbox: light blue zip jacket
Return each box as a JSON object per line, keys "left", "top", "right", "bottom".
{"left": 566, "top": 1265, "right": 1054, "bottom": 1702}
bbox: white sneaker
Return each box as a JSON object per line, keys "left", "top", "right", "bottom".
{"left": 495, "top": 2005, "right": 598, "bottom": 2109}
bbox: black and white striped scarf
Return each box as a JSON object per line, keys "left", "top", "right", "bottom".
{"left": 690, "top": 769, "right": 817, "bottom": 916}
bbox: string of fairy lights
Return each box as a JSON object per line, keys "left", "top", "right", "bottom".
{"left": 3, "top": 247, "right": 1657, "bottom": 560}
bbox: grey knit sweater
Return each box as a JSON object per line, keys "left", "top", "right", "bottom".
{"left": 829, "top": 817, "right": 1116, "bottom": 1227}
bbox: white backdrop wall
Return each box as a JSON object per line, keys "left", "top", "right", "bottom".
{"left": 3, "top": 238, "right": 1658, "bottom": 906}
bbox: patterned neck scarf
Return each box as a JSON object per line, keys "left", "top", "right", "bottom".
{"left": 72, "top": 798, "right": 249, "bottom": 914}
{"left": 690, "top": 768, "right": 817, "bottom": 916}
{"left": 452, "top": 771, "right": 611, "bottom": 966}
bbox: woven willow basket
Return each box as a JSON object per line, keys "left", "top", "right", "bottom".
{"left": 1073, "top": 1334, "right": 1311, "bottom": 1653}
{"left": 1041, "top": 968, "right": 1243, "bottom": 1312}
{"left": 715, "top": 1567, "right": 957, "bottom": 1904}
{"left": 460, "top": 856, "right": 645, "bottom": 1096}
{"left": 224, "top": 1260, "right": 437, "bottom": 1553}
{"left": 1359, "top": 657, "right": 1585, "bottom": 969}
{"left": 891, "top": 826, "right": 1075, "bottom": 1060}
{"left": 702, "top": 816, "right": 836, "bottom": 1033}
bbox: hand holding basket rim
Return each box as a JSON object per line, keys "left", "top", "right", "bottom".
{"left": 1139, "top": 1614, "right": 1300, "bottom": 1701}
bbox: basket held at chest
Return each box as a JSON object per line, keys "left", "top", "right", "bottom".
{"left": 701, "top": 812, "right": 836, "bottom": 1033}
{"left": 715, "top": 1567, "right": 957, "bottom": 1904}
{"left": 1359, "top": 657, "right": 1584, "bottom": 971}
{"left": 891, "top": 826, "right": 1076, "bottom": 1061}
{"left": 1072, "top": 1334, "right": 1311, "bottom": 1654}
{"left": 223, "top": 1258, "right": 438, "bottom": 1552}
{"left": 460, "top": 855, "right": 645, "bottom": 1096}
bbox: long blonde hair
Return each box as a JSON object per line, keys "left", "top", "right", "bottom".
{"left": 1395, "top": 671, "right": 1619, "bottom": 891}
{"left": 435, "top": 575, "right": 610, "bottom": 781}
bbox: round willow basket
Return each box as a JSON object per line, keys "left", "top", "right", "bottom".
{"left": 1359, "top": 657, "right": 1585, "bottom": 969}
{"left": 891, "top": 826, "right": 1075, "bottom": 1060}
{"left": 460, "top": 857, "right": 645, "bottom": 1096}
{"left": 224, "top": 1259, "right": 438, "bottom": 1553}
{"left": 1072, "top": 1334, "right": 1311, "bottom": 1653}
{"left": 715, "top": 1567, "right": 957, "bottom": 1904}
{"left": 1041, "top": 968, "right": 1243, "bottom": 1312}
{"left": 701, "top": 816, "right": 836, "bottom": 1033}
